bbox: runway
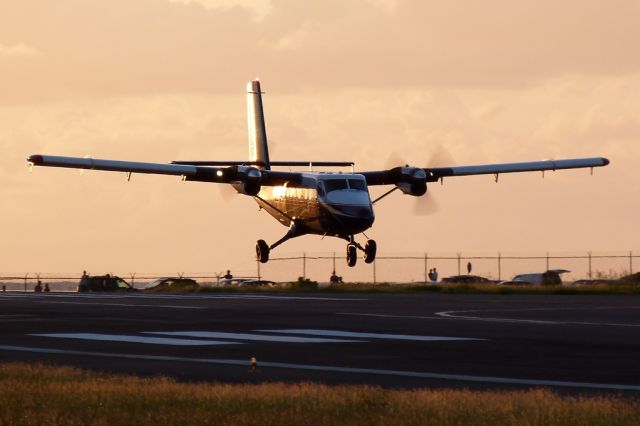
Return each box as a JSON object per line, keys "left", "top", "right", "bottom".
{"left": 1, "top": 291, "right": 639, "bottom": 392}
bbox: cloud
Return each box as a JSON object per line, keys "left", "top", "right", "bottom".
{"left": 1, "top": 0, "right": 639, "bottom": 104}
{"left": 167, "top": 0, "right": 272, "bottom": 20}
{"left": 0, "top": 43, "right": 40, "bottom": 57}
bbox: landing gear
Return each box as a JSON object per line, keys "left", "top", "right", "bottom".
{"left": 344, "top": 236, "right": 377, "bottom": 267}
{"left": 258, "top": 228, "right": 377, "bottom": 268}
{"left": 363, "top": 239, "right": 377, "bottom": 264}
{"left": 347, "top": 244, "right": 358, "bottom": 267}
{"left": 256, "top": 239, "right": 269, "bottom": 263}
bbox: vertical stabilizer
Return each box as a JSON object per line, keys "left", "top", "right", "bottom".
{"left": 247, "top": 80, "right": 271, "bottom": 170}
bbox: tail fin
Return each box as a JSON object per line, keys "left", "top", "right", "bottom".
{"left": 247, "top": 80, "right": 271, "bottom": 170}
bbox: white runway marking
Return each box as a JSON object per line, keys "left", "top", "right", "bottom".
{"left": 146, "top": 331, "right": 361, "bottom": 343}
{"left": 30, "top": 333, "right": 238, "bottom": 346}
{"left": 1, "top": 345, "right": 638, "bottom": 392}
{"left": 338, "top": 310, "right": 640, "bottom": 328}
{"left": 36, "top": 301, "right": 206, "bottom": 309}
{"left": 258, "top": 329, "right": 485, "bottom": 341}
{"left": 436, "top": 310, "right": 640, "bottom": 327}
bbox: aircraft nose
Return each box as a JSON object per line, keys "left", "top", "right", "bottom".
{"left": 329, "top": 204, "right": 375, "bottom": 233}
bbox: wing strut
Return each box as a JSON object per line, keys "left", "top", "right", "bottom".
{"left": 371, "top": 187, "right": 399, "bottom": 205}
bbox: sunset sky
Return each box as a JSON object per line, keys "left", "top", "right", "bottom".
{"left": 1, "top": 0, "right": 638, "bottom": 282}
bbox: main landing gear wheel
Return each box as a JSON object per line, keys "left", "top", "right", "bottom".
{"left": 346, "top": 244, "right": 358, "bottom": 267}
{"left": 363, "top": 239, "right": 377, "bottom": 264}
{"left": 256, "top": 239, "right": 270, "bottom": 263}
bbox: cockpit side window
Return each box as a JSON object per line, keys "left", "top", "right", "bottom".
{"left": 324, "top": 179, "right": 348, "bottom": 193}
{"left": 348, "top": 179, "right": 366, "bottom": 191}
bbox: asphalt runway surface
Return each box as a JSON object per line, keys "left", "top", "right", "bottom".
{"left": 1, "top": 291, "right": 639, "bottom": 393}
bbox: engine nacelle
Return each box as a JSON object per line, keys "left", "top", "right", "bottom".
{"left": 395, "top": 167, "right": 427, "bottom": 196}
{"left": 233, "top": 166, "right": 262, "bottom": 196}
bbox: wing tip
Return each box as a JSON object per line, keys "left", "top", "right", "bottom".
{"left": 27, "top": 154, "right": 43, "bottom": 165}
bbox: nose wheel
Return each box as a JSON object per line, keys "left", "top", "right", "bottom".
{"left": 347, "top": 244, "right": 358, "bottom": 267}
{"left": 345, "top": 238, "right": 377, "bottom": 267}
{"left": 363, "top": 239, "right": 377, "bottom": 264}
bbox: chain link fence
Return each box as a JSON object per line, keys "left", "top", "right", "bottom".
{"left": 1, "top": 251, "right": 636, "bottom": 291}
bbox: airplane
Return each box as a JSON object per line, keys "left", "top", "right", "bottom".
{"left": 27, "top": 80, "right": 609, "bottom": 267}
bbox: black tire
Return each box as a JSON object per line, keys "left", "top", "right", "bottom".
{"left": 347, "top": 244, "right": 357, "bottom": 267}
{"left": 364, "top": 239, "right": 377, "bottom": 264}
{"left": 256, "top": 240, "right": 270, "bottom": 263}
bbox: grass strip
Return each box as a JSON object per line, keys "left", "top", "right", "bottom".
{"left": 196, "top": 282, "right": 640, "bottom": 295}
{"left": 0, "top": 363, "right": 638, "bottom": 425}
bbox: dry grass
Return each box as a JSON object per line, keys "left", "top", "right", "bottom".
{"left": 0, "top": 363, "right": 638, "bottom": 425}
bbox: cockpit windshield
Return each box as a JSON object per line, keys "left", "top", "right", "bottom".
{"left": 323, "top": 178, "right": 367, "bottom": 193}
{"left": 348, "top": 179, "right": 366, "bottom": 191}
{"left": 324, "top": 179, "right": 348, "bottom": 193}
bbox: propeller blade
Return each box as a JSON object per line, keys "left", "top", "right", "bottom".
{"left": 385, "top": 151, "right": 406, "bottom": 169}
{"left": 413, "top": 195, "right": 439, "bottom": 216}
{"left": 426, "top": 143, "right": 455, "bottom": 168}
{"left": 385, "top": 145, "right": 452, "bottom": 216}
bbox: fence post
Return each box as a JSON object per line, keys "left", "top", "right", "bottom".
{"left": 373, "top": 259, "right": 377, "bottom": 284}
{"left": 457, "top": 253, "right": 461, "bottom": 276}
{"left": 630, "top": 251, "right": 634, "bottom": 275}
{"left": 424, "top": 253, "right": 428, "bottom": 284}
{"left": 302, "top": 252, "right": 306, "bottom": 280}
{"left": 497, "top": 252, "right": 502, "bottom": 281}
{"left": 24, "top": 273, "right": 28, "bottom": 292}
{"left": 588, "top": 251, "right": 592, "bottom": 280}
{"left": 546, "top": 252, "right": 549, "bottom": 271}
{"left": 333, "top": 252, "right": 336, "bottom": 272}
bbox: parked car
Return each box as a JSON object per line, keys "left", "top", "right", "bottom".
{"left": 500, "top": 269, "right": 570, "bottom": 286}
{"left": 143, "top": 277, "right": 199, "bottom": 291}
{"left": 236, "top": 279, "right": 275, "bottom": 287}
{"left": 441, "top": 275, "right": 494, "bottom": 284}
{"left": 77, "top": 275, "right": 134, "bottom": 292}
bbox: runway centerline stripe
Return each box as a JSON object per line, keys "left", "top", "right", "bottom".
{"left": 257, "top": 329, "right": 485, "bottom": 341}
{"left": 145, "top": 331, "right": 362, "bottom": 343}
{"left": 338, "top": 312, "right": 447, "bottom": 320}
{"left": 30, "top": 333, "right": 239, "bottom": 346}
{"left": 1, "top": 345, "right": 638, "bottom": 392}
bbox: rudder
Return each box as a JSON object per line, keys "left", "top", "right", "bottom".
{"left": 247, "top": 80, "right": 271, "bottom": 170}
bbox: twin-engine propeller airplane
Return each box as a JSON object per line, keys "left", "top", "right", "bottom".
{"left": 27, "top": 80, "right": 609, "bottom": 267}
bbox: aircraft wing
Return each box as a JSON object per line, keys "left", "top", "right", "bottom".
{"left": 26, "top": 154, "right": 303, "bottom": 188}
{"left": 362, "top": 157, "right": 609, "bottom": 186}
